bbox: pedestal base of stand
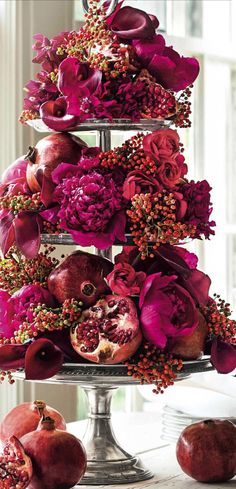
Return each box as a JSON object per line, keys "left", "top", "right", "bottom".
{"left": 80, "top": 456, "right": 153, "bottom": 485}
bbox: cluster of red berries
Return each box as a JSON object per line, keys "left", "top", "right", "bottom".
{"left": 11, "top": 299, "right": 83, "bottom": 344}
{"left": 0, "top": 370, "right": 15, "bottom": 385}
{"left": 0, "top": 192, "right": 42, "bottom": 214}
{"left": 0, "top": 246, "right": 59, "bottom": 292}
{"left": 202, "top": 294, "right": 236, "bottom": 345}
{"left": 100, "top": 133, "right": 155, "bottom": 173}
{"left": 125, "top": 342, "right": 183, "bottom": 394}
{"left": 18, "top": 109, "right": 39, "bottom": 124}
{"left": 127, "top": 192, "right": 196, "bottom": 259}
{"left": 175, "top": 86, "right": 193, "bottom": 128}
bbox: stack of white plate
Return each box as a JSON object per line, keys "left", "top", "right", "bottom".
{"left": 161, "top": 405, "right": 236, "bottom": 443}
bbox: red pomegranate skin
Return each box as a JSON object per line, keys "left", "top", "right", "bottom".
{"left": 0, "top": 400, "right": 66, "bottom": 443}
{"left": 176, "top": 419, "right": 236, "bottom": 482}
{"left": 26, "top": 132, "right": 86, "bottom": 193}
{"left": 48, "top": 250, "right": 113, "bottom": 307}
{"left": 70, "top": 295, "right": 142, "bottom": 364}
{"left": 21, "top": 418, "right": 87, "bottom": 489}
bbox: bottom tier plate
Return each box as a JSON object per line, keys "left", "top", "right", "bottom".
{"left": 14, "top": 357, "right": 214, "bottom": 386}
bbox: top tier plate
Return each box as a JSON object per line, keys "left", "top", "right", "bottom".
{"left": 27, "top": 118, "right": 172, "bottom": 133}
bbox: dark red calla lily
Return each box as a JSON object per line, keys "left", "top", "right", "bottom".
{"left": 58, "top": 58, "right": 102, "bottom": 98}
{"left": 0, "top": 344, "right": 27, "bottom": 370}
{"left": 25, "top": 339, "right": 64, "bottom": 380}
{"left": 40, "top": 97, "right": 79, "bottom": 131}
{"left": 14, "top": 212, "right": 42, "bottom": 259}
{"left": 210, "top": 337, "right": 236, "bottom": 374}
{"left": 111, "top": 6, "right": 155, "bottom": 40}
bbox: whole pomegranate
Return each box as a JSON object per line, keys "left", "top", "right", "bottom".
{"left": 0, "top": 435, "right": 33, "bottom": 488}
{"left": 70, "top": 295, "right": 142, "bottom": 364}
{"left": 0, "top": 400, "right": 66, "bottom": 443}
{"left": 176, "top": 419, "right": 236, "bottom": 482}
{"left": 26, "top": 133, "right": 86, "bottom": 203}
{"left": 48, "top": 250, "right": 113, "bottom": 307}
{"left": 21, "top": 416, "right": 87, "bottom": 489}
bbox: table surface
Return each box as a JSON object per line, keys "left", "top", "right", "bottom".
{"left": 68, "top": 412, "right": 236, "bottom": 489}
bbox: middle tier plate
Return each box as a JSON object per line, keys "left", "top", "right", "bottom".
{"left": 27, "top": 118, "right": 172, "bottom": 133}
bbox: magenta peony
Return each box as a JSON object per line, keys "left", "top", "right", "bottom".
{"left": 107, "top": 263, "right": 146, "bottom": 296}
{"left": 52, "top": 166, "right": 126, "bottom": 248}
{"left": 143, "top": 129, "right": 180, "bottom": 162}
{"left": 139, "top": 272, "right": 199, "bottom": 349}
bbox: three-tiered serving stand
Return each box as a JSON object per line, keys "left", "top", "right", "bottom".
{"left": 14, "top": 117, "right": 214, "bottom": 486}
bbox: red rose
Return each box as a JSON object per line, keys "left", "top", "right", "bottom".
{"left": 143, "top": 129, "right": 180, "bottom": 163}
{"left": 123, "top": 170, "right": 162, "bottom": 200}
{"left": 157, "top": 154, "right": 187, "bottom": 188}
{"left": 107, "top": 263, "right": 146, "bottom": 296}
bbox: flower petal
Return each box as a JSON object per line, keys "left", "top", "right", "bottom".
{"left": 25, "top": 339, "right": 64, "bottom": 380}
{"left": 0, "top": 212, "right": 15, "bottom": 256}
{"left": 211, "top": 337, "right": 236, "bottom": 374}
{"left": 0, "top": 344, "right": 27, "bottom": 370}
{"left": 14, "top": 212, "right": 42, "bottom": 259}
{"left": 111, "top": 6, "right": 155, "bottom": 39}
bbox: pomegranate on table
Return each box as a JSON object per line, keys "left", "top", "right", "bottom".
{"left": 48, "top": 250, "right": 113, "bottom": 307}
{"left": 70, "top": 295, "right": 142, "bottom": 364}
{"left": 176, "top": 419, "right": 236, "bottom": 482}
{"left": 20, "top": 416, "right": 87, "bottom": 489}
{"left": 0, "top": 400, "right": 66, "bottom": 443}
{"left": 26, "top": 133, "right": 86, "bottom": 204}
{"left": 0, "top": 435, "right": 33, "bottom": 488}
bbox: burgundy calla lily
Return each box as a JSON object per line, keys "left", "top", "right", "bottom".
{"left": 25, "top": 338, "right": 64, "bottom": 380}
{"left": 58, "top": 58, "right": 102, "bottom": 98}
{"left": 210, "top": 337, "right": 236, "bottom": 374}
{"left": 40, "top": 97, "right": 79, "bottom": 131}
{"left": 111, "top": 6, "right": 155, "bottom": 39}
{"left": 0, "top": 343, "right": 27, "bottom": 370}
{"left": 0, "top": 210, "right": 42, "bottom": 259}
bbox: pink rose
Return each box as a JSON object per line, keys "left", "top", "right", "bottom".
{"left": 107, "top": 263, "right": 146, "bottom": 296}
{"left": 143, "top": 129, "right": 180, "bottom": 163}
{"left": 139, "top": 272, "right": 199, "bottom": 349}
{"left": 123, "top": 170, "right": 162, "bottom": 200}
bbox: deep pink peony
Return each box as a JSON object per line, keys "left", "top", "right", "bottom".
{"left": 58, "top": 58, "right": 102, "bottom": 98}
{"left": 139, "top": 272, "right": 199, "bottom": 349}
{"left": 210, "top": 337, "right": 236, "bottom": 374}
{"left": 182, "top": 180, "right": 216, "bottom": 238}
{"left": 143, "top": 129, "right": 180, "bottom": 162}
{"left": 51, "top": 166, "right": 126, "bottom": 249}
{"left": 123, "top": 171, "right": 162, "bottom": 200}
{"left": 133, "top": 37, "right": 199, "bottom": 92}
{"left": 107, "top": 263, "right": 146, "bottom": 296}
{"left": 40, "top": 96, "right": 79, "bottom": 131}
{"left": 110, "top": 6, "right": 155, "bottom": 40}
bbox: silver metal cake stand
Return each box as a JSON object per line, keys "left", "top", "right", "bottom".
{"left": 14, "top": 358, "right": 214, "bottom": 486}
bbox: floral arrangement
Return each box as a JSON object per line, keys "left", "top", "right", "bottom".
{"left": 0, "top": 0, "right": 235, "bottom": 391}
{"left": 0, "top": 129, "right": 215, "bottom": 259}
{"left": 19, "top": 0, "right": 199, "bottom": 130}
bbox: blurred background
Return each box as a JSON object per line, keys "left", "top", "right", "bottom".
{"left": 0, "top": 0, "right": 235, "bottom": 428}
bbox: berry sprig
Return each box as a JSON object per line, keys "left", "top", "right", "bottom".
{"left": 175, "top": 86, "right": 192, "bottom": 128}
{"left": 125, "top": 342, "right": 183, "bottom": 394}
{"left": 0, "top": 193, "right": 42, "bottom": 214}
{"left": 100, "top": 133, "right": 152, "bottom": 173}
{"left": 0, "top": 370, "right": 15, "bottom": 385}
{"left": 0, "top": 246, "right": 59, "bottom": 292}
{"left": 127, "top": 192, "right": 196, "bottom": 259}
{"left": 13, "top": 298, "right": 83, "bottom": 344}
{"left": 18, "top": 109, "right": 39, "bottom": 124}
{"left": 202, "top": 294, "right": 236, "bottom": 345}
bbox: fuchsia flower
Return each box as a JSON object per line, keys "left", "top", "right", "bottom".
{"left": 139, "top": 272, "right": 199, "bottom": 349}
{"left": 0, "top": 156, "right": 29, "bottom": 197}
{"left": 133, "top": 36, "right": 200, "bottom": 92}
{"left": 182, "top": 180, "right": 216, "bottom": 238}
{"left": 58, "top": 58, "right": 102, "bottom": 98}
{"left": 107, "top": 263, "right": 146, "bottom": 296}
{"left": 0, "top": 210, "right": 42, "bottom": 258}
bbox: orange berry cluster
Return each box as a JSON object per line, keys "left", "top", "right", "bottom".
{"left": 125, "top": 342, "right": 183, "bottom": 394}
{"left": 127, "top": 192, "right": 196, "bottom": 259}
{"left": 0, "top": 246, "right": 59, "bottom": 293}
{"left": 18, "top": 109, "right": 39, "bottom": 124}
{"left": 0, "top": 192, "right": 42, "bottom": 215}
{"left": 202, "top": 294, "right": 236, "bottom": 345}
